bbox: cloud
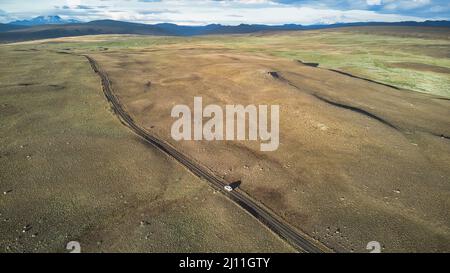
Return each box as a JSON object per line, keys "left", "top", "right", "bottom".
{"left": 57, "top": 5, "right": 95, "bottom": 10}
{"left": 138, "top": 9, "right": 179, "bottom": 15}
{"left": 122, "top": 2, "right": 423, "bottom": 25}
{"left": 0, "top": 9, "right": 13, "bottom": 23}
{"left": 0, "top": 0, "right": 448, "bottom": 25}
{"left": 366, "top": 0, "right": 382, "bottom": 6}
{"left": 270, "top": 0, "right": 450, "bottom": 17}
{"left": 66, "top": 0, "right": 82, "bottom": 9}
{"left": 383, "top": 0, "right": 432, "bottom": 11}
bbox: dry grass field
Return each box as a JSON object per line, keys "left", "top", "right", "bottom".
{"left": 1, "top": 26, "right": 449, "bottom": 252}
{"left": 0, "top": 47, "right": 293, "bottom": 253}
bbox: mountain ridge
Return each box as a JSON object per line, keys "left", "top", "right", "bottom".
{"left": 9, "top": 15, "right": 81, "bottom": 26}
{"left": 1, "top": 18, "right": 449, "bottom": 43}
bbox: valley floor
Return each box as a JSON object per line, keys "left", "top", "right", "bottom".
{"left": 1, "top": 27, "right": 449, "bottom": 252}
{"left": 0, "top": 46, "right": 293, "bottom": 253}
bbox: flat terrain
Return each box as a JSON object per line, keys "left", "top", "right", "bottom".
{"left": 229, "top": 27, "right": 450, "bottom": 98}
{"left": 26, "top": 26, "right": 450, "bottom": 98}
{"left": 0, "top": 47, "right": 293, "bottom": 252}
{"left": 1, "top": 26, "right": 449, "bottom": 252}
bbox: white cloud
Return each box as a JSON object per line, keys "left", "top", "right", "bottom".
{"left": 0, "top": 0, "right": 440, "bottom": 25}
{"left": 66, "top": 0, "right": 82, "bottom": 9}
{"left": 366, "top": 0, "right": 382, "bottom": 6}
{"left": 382, "top": 0, "right": 432, "bottom": 11}
{"left": 120, "top": 2, "right": 423, "bottom": 25}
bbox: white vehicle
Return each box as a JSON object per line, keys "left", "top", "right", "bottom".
{"left": 224, "top": 185, "right": 233, "bottom": 192}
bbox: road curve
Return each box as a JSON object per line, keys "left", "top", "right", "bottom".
{"left": 84, "top": 55, "right": 330, "bottom": 253}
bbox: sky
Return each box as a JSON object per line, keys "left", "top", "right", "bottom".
{"left": 0, "top": 0, "right": 449, "bottom": 25}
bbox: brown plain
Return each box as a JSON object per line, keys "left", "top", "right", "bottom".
{"left": 91, "top": 42, "right": 450, "bottom": 252}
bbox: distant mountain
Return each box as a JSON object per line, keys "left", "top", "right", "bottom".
{"left": 9, "top": 15, "right": 80, "bottom": 26}
{"left": 0, "top": 20, "right": 169, "bottom": 43}
{"left": 153, "top": 23, "right": 304, "bottom": 36}
{"left": 0, "top": 23, "right": 28, "bottom": 32}
{"left": 304, "top": 20, "right": 450, "bottom": 29}
{"left": 0, "top": 19, "right": 449, "bottom": 43}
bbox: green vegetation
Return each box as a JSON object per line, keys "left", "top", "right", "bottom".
{"left": 26, "top": 27, "right": 449, "bottom": 98}
{"left": 1, "top": 27, "right": 448, "bottom": 252}
{"left": 205, "top": 30, "right": 450, "bottom": 97}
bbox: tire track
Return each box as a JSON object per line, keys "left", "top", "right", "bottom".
{"left": 84, "top": 55, "right": 330, "bottom": 253}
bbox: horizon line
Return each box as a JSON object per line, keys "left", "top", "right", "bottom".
{"left": 5, "top": 16, "right": 450, "bottom": 28}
